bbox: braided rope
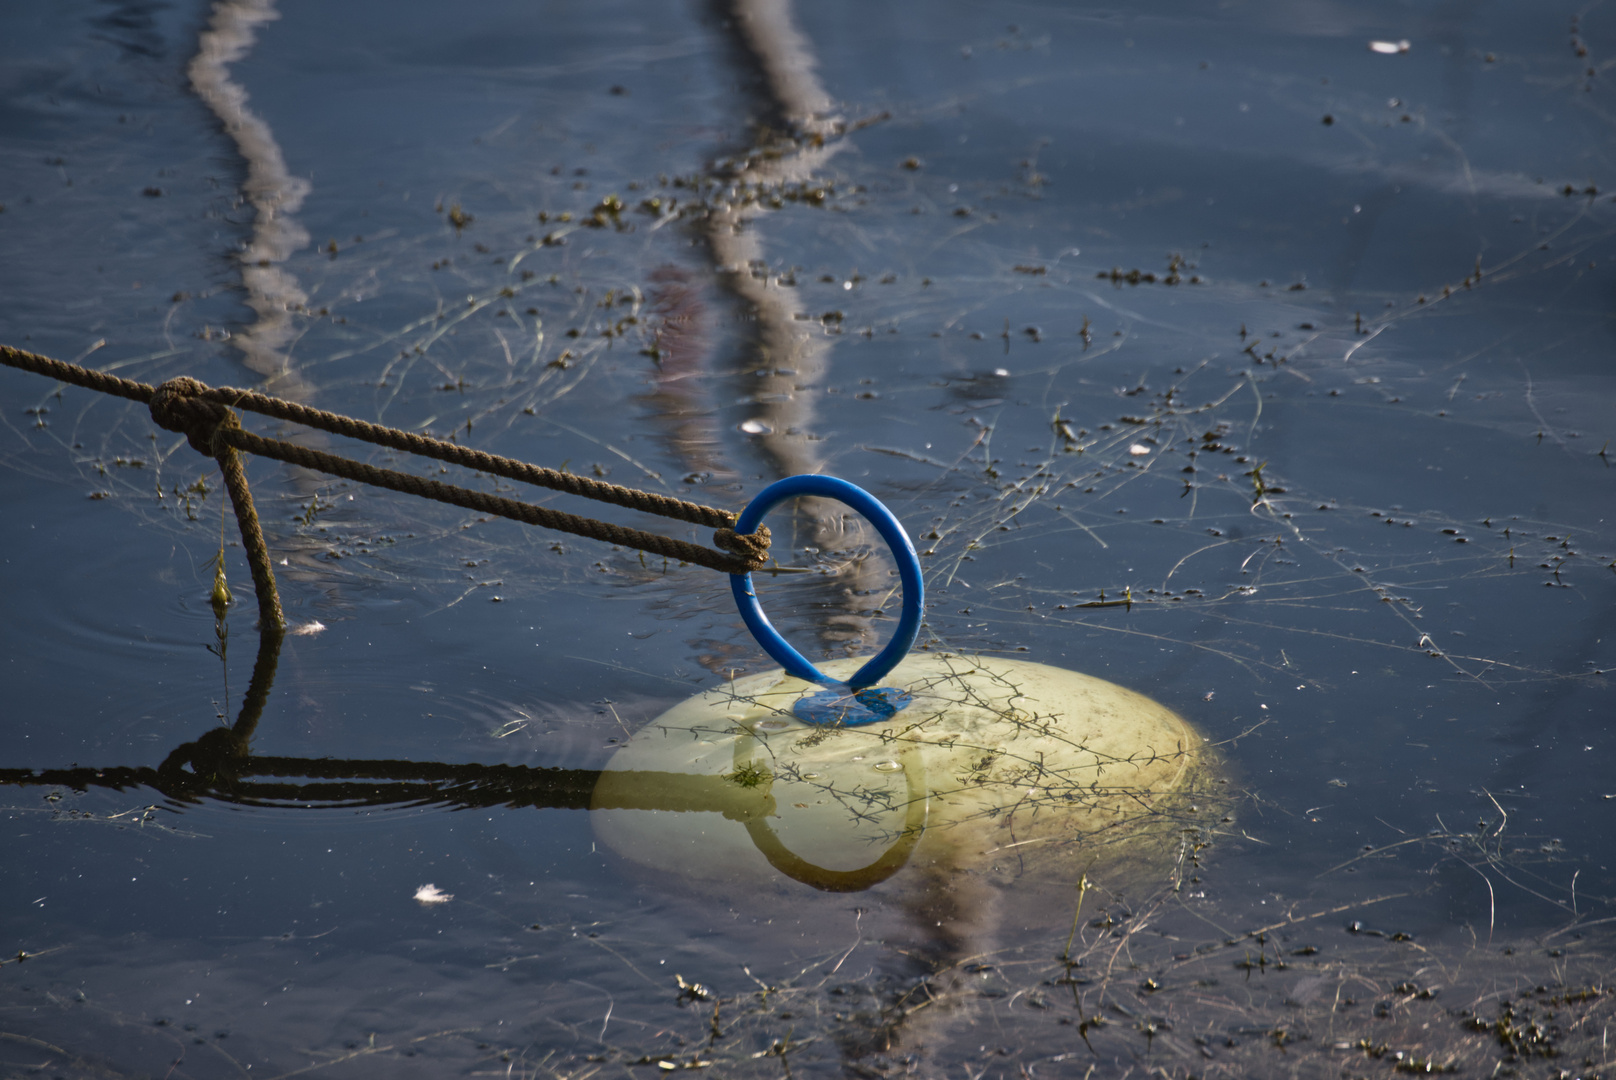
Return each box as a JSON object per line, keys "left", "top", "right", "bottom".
{"left": 219, "top": 425, "right": 765, "bottom": 575}
{"left": 1, "top": 344, "right": 155, "bottom": 404}
{"left": 0, "top": 345, "right": 773, "bottom": 585}
{"left": 191, "top": 384, "right": 741, "bottom": 529}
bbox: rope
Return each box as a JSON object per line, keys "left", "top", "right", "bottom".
{"left": 1, "top": 345, "right": 774, "bottom": 594}
{"left": 216, "top": 439, "right": 288, "bottom": 628}
{"left": 0, "top": 345, "right": 156, "bottom": 404}
{"left": 220, "top": 424, "right": 764, "bottom": 575}
{"left": 198, "top": 386, "right": 740, "bottom": 529}
{"left": 137, "top": 379, "right": 291, "bottom": 628}
{"left": 153, "top": 369, "right": 748, "bottom": 531}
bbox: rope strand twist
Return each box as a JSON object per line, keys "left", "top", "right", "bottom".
{"left": 2, "top": 346, "right": 774, "bottom": 622}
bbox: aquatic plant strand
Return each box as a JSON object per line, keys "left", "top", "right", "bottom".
{"left": 1, "top": 346, "right": 774, "bottom": 620}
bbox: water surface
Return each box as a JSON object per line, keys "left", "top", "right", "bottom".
{"left": 2, "top": 1, "right": 1614, "bottom": 1075}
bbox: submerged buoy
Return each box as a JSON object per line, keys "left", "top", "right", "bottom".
{"left": 593, "top": 475, "right": 1221, "bottom": 913}
{"left": 592, "top": 652, "right": 1221, "bottom": 899}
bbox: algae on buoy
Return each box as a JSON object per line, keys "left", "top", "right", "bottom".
{"left": 591, "top": 652, "right": 1221, "bottom": 902}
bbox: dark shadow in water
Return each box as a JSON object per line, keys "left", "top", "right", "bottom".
{"left": 88, "top": 0, "right": 170, "bottom": 59}
{"left": 0, "top": 626, "right": 925, "bottom": 895}
{"left": 0, "top": 618, "right": 1216, "bottom": 1069}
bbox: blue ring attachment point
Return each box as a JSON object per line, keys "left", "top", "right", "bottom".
{"left": 730, "top": 475, "right": 925, "bottom": 725}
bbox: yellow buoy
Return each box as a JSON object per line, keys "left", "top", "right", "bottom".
{"left": 591, "top": 652, "right": 1221, "bottom": 903}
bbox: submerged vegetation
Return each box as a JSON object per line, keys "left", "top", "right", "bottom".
{"left": 0, "top": 0, "right": 1612, "bottom": 1075}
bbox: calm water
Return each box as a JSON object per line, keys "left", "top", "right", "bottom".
{"left": 2, "top": 1, "right": 1614, "bottom": 1076}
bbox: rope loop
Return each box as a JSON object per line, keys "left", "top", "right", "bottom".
{"left": 713, "top": 524, "right": 771, "bottom": 569}
{"left": 150, "top": 376, "right": 239, "bottom": 456}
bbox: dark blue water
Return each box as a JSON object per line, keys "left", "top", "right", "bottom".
{"left": 2, "top": 1, "right": 1614, "bottom": 1075}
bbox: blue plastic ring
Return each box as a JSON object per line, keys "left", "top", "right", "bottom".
{"left": 730, "top": 475, "right": 924, "bottom": 691}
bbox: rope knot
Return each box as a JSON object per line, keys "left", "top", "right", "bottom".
{"left": 156, "top": 725, "right": 249, "bottom": 793}
{"left": 150, "top": 376, "right": 236, "bottom": 455}
{"left": 714, "top": 524, "right": 771, "bottom": 571}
